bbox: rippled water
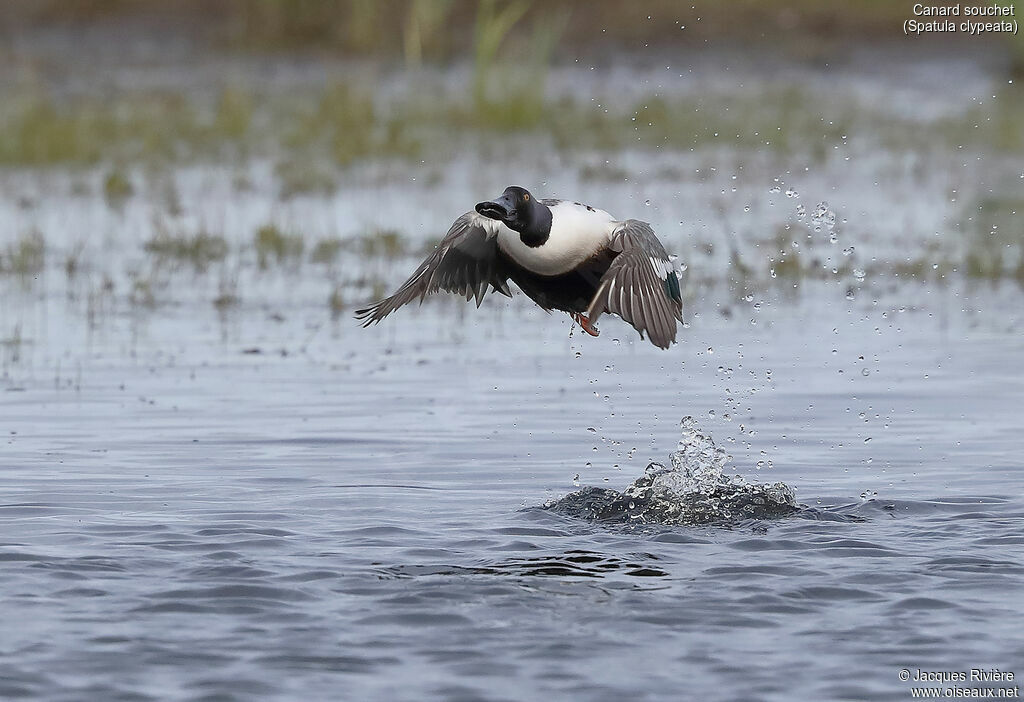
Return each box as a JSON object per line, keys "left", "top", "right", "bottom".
{"left": 2, "top": 281, "right": 1023, "bottom": 701}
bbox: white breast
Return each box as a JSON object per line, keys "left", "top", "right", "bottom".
{"left": 496, "top": 201, "right": 616, "bottom": 276}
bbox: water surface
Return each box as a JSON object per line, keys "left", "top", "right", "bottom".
{"left": 2, "top": 282, "right": 1023, "bottom": 701}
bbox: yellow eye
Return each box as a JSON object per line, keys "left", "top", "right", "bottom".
{"left": 524, "top": 193, "right": 530, "bottom": 201}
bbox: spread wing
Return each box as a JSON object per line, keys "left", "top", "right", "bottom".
{"left": 585, "top": 220, "right": 683, "bottom": 349}
{"left": 355, "top": 212, "right": 512, "bottom": 326}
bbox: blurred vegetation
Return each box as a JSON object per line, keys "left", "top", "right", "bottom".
{"left": 1, "top": 0, "right": 1023, "bottom": 316}
{"left": 145, "top": 231, "right": 229, "bottom": 272}
{"left": 2, "top": 78, "right": 1020, "bottom": 172}
{"left": 254, "top": 224, "right": 305, "bottom": 269}
{"left": 1, "top": 231, "right": 46, "bottom": 278}
{"left": 0, "top": 1, "right": 1019, "bottom": 172}
{"left": 0, "top": 1, "right": 918, "bottom": 57}
{"left": 961, "top": 196, "right": 1024, "bottom": 283}
{"left": 103, "top": 168, "right": 134, "bottom": 207}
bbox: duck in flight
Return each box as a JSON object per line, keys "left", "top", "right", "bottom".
{"left": 355, "top": 186, "right": 684, "bottom": 349}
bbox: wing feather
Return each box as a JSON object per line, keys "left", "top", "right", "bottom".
{"left": 355, "top": 213, "right": 511, "bottom": 326}
{"left": 585, "top": 220, "right": 684, "bottom": 349}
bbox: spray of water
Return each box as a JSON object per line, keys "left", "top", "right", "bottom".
{"left": 545, "top": 417, "right": 798, "bottom": 526}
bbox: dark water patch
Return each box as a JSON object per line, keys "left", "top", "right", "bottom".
{"left": 193, "top": 526, "right": 297, "bottom": 537}
{"left": 493, "top": 526, "right": 574, "bottom": 537}
{"left": 0, "top": 551, "right": 50, "bottom": 562}
{"left": 355, "top": 611, "right": 475, "bottom": 627}
{"left": 148, "top": 537, "right": 291, "bottom": 552}
{"left": 0, "top": 503, "right": 90, "bottom": 517}
{"left": 190, "top": 512, "right": 293, "bottom": 522}
{"left": 185, "top": 564, "right": 277, "bottom": 579}
{"left": 804, "top": 537, "right": 900, "bottom": 557}
{"left": 330, "top": 483, "right": 446, "bottom": 491}
{"left": 924, "top": 556, "right": 1024, "bottom": 575}
{"left": 57, "top": 686, "right": 156, "bottom": 702}
{"left": 131, "top": 602, "right": 209, "bottom": 614}
{"left": 794, "top": 503, "right": 870, "bottom": 522}
{"left": 29, "top": 556, "right": 128, "bottom": 572}
{"left": 274, "top": 569, "right": 341, "bottom": 582}
{"left": 150, "top": 584, "right": 315, "bottom": 602}
{"left": 705, "top": 564, "right": 824, "bottom": 577}
{"left": 376, "top": 564, "right": 483, "bottom": 579}
{"left": 782, "top": 585, "right": 887, "bottom": 602}
{"left": 226, "top": 436, "right": 400, "bottom": 446}
{"left": 378, "top": 550, "right": 669, "bottom": 580}
{"left": 184, "top": 679, "right": 280, "bottom": 699}
{"left": 53, "top": 587, "right": 108, "bottom": 597}
{"left": 200, "top": 550, "right": 246, "bottom": 560}
{"left": 974, "top": 534, "right": 1024, "bottom": 545}
{"left": 728, "top": 538, "right": 818, "bottom": 552}
{"left": 889, "top": 596, "right": 963, "bottom": 612}
{"left": 488, "top": 550, "right": 669, "bottom": 578}
{"left": 341, "top": 525, "right": 424, "bottom": 537}
{"left": 732, "top": 594, "right": 819, "bottom": 615}
{"left": 71, "top": 523, "right": 172, "bottom": 535}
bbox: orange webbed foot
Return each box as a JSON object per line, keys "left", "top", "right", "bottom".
{"left": 574, "top": 313, "right": 600, "bottom": 337}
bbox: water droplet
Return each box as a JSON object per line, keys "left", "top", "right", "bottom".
{"left": 811, "top": 201, "right": 836, "bottom": 232}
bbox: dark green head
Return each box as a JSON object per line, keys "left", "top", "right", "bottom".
{"left": 475, "top": 186, "right": 552, "bottom": 245}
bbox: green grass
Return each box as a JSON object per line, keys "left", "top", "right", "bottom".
{"left": 213, "top": 276, "right": 241, "bottom": 310}
{"left": 0, "top": 67, "right": 1018, "bottom": 172}
{"left": 353, "top": 229, "right": 409, "bottom": 259}
{"left": 283, "top": 82, "right": 420, "bottom": 167}
{"left": 1, "top": 231, "right": 46, "bottom": 277}
{"left": 959, "top": 196, "right": 1024, "bottom": 281}
{"left": 328, "top": 285, "right": 345, "bottom": 319}
{"left": 311, "top": 238, "right": 345, "bottom": 265}
{"left": 103, "top": 168, "right": 134, "bottom": 206}
{"left": 254, "top": 224, "right": 305, "bottom": 268}
{"left": 144, "top": 231, "right": 229, "bottom": 272}
{"left": 275, "top": 159, "right": 337, "bottom": 198}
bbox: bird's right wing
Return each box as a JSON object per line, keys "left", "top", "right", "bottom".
{"left": 585, "top": 219, "right": 683, "bottom": 349}
{"left": 355, "top": 212, "right": 512, "bottom": 326}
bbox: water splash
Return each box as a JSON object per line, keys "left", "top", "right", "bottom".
{"left": 810, "top": 201, "right": 837, "bottom": 232}
{"left": 545, "top": 417, "right": 798, "bottom": 526}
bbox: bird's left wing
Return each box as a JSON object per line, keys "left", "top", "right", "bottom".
{"left": 585, "top": 220, "right": 683, "bottom": 349}
{"left": 355, "top": 212, "right": 512, "bottom": 326}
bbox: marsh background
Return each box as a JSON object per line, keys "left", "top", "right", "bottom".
{"left": 1, "top": 2, "right": 1023, "bottom": 701}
